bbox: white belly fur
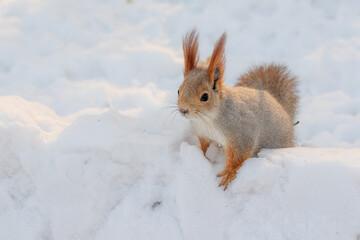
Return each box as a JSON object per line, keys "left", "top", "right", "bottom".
{"left": 190, "top": 117, "right": 227, "bottom": 147}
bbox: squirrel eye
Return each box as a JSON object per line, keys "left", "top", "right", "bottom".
{"left": 200, "top": 93, "right": 208, "bottom": 102}
{"left": 177, "top": 89, "right": 179, "bottom": 95}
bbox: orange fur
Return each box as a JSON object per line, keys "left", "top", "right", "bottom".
{"left": 198, "top": 137, "right": 210, "bottom": 156}
{"left": 217, "top": 145, "right": 251, "bottom": 189}
{"left": 183, "top": 29, "right": 199, "bottom": 74}
{"left": 178, "top": 69, "right": 219, "bottom": 118}
{"left": 207, "top": 33, "right": 226, "bottom": 88}
{"left": 199, "top": 57, "right": 211, "bottom": 68}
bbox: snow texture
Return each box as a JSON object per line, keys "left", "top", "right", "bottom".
{"left": 0, "top": 0, "right": 360, "bottom": 239}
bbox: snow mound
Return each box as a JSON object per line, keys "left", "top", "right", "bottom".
{"left": 0, "top": 96, "right": 359, "bottom": 240}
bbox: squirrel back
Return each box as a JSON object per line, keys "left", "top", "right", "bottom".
{"left": 236, "top": 64, "right": 298, "bottom": 121}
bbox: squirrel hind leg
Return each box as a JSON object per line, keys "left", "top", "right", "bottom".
{"left": 198, "top": 136, "right": 210, "bottom": 157}
{"left": 217, "top": 145, "right": 253, "bottom": 190}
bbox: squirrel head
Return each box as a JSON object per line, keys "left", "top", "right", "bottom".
{"left": 178, "top": 29, "right": 226, "bottom": 118}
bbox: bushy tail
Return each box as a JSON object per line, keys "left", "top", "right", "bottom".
{"left": 236, "top": 64, "right": 298, "bottom": 120}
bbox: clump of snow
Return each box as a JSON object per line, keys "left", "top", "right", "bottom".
{"left": 0, "top": 0, "right": 360, "bottom": 239}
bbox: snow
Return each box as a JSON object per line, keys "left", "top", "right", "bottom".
{"left": 0, "top": 0, "right": 360, "bottom": 239}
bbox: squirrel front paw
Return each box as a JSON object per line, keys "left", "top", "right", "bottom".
{"left": 217, "top": 168, "right": 237, "bottom": 190}
{"left": 218, "top": 146, "right": 252, "bottom": 190}
{"left": 198, "top": 137, "right": 210, "bottom": 157}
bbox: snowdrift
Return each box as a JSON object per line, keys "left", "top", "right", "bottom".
{"left": 1, "top": 96, "right": 359, "bottom": 240}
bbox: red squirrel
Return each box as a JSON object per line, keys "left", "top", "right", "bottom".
{"left": 177, "top": 30, "right": 298, "bottom": 189}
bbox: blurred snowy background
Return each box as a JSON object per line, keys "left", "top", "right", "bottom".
{"left": 0, "top": 0, "right": 359, "bottom": 239}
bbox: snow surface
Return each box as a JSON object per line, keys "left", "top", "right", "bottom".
{"left": 0, "top": 0, "right": 360, "bottom": 239}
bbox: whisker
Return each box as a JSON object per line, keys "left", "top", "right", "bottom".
{"left": 197, "top": 110, "right": 212, "bottom": 119}
{"left": 162, "top": 94, "right": 178, "bottom": 107}
{"left": 171, "top": 111, "right": 179, "bottom": 124}
{"left": 164, "top": 105, "right": 178, "bottom": 109}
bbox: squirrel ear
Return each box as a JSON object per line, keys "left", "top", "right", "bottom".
{"left": 212, "top": 66, "right": 221, "bottom": 92}
{"left": 207, "top": 32, "right": 226, "bottom": 90}
{"left": 183, "top": 29, "right": 199, "bottom": 75}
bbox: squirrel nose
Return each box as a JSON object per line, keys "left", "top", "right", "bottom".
{"left": 179, "top": 107, "right": 189, "bottom": 115}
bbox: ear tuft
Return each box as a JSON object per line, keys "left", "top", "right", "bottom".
{"left": 207, "top": 32, "right": 226, "bottom": 89}
{"left": 183, "top": 29, "right": 199, "bottom": 74}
